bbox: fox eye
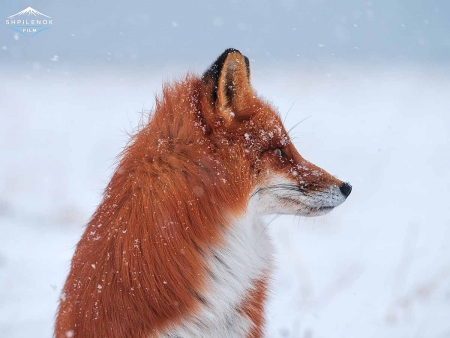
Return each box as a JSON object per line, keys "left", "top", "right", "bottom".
{"left": 273, "top": 148, "right": 287, "bottom": 158}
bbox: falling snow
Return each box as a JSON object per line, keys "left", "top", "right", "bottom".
{"left": 1, "top": 63, "right": 450, "bottom": 338}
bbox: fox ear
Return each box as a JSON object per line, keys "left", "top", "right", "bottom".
{"left": 202, "top": 48, "right": 254, "bottom": 120}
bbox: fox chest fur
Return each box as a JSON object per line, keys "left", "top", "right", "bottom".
{"left": 161, "top": 205, "right": 272, "bottom": 337}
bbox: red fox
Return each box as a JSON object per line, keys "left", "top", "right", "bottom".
{"left": 55, "top": 48, "right": 351, "bottom": 338}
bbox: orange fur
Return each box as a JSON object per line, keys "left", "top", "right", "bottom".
{"left": 240, "top": 278, "right": 268, "bottom": 338}
{"left": 55, "top": 49, "right": 345, "bottom": 338}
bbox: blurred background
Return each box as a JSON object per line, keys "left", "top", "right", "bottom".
{"left": 1, "top": 1, "right": 450, "bottom": 337}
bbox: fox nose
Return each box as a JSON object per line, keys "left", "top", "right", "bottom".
{"left": 340, "top": 182, "right": 352, "bottom": 198}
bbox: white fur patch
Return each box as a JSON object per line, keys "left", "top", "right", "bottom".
{"left": 158, "top": 174, "right": 346, "bottom": 337}
{"left": 255, "top": 175, "right": 347, "bottom": 217}
{"left": 160, "top": 200, "right": 272, "bottom": 338}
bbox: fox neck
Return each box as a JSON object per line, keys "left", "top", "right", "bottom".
{"left": 162, "top": 200, "right": 273, "bottom": 337}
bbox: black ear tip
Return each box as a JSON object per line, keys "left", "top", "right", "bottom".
{"left": 220, "top": 49, "right": 250, "bottom": 78}
{"left": 202, "top": 48, "right": 245, "bottom": 83}
{"left": 222, "top": 48, "right": 242, "bottom": 56}
{"left": 201, "top": 48, "right": 251, "bottom": 100}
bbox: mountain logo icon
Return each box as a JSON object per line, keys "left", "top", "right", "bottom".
{"left": 8, "top": 7, "right": 52, "bottom": 19}
{"left": 5, "top": 7, "right": 53, "bottom": 37}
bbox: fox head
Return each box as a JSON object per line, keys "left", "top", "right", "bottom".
{"left": 195, "top": 48, "right": 351, "bottom": 217}
{"left": 108, "top": 48, "right": 351, "bottom": 229}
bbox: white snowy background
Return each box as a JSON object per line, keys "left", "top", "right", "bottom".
{"left": 1, "top": 64, "right": 449, "bottom": 338}
{"left": 1, "top": 0, "right": 450, "bottom": 337}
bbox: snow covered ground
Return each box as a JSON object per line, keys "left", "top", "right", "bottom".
{"left": 0, "top": 64, "right": 449, "bottom": 338}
